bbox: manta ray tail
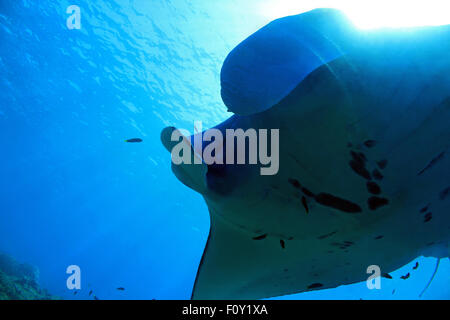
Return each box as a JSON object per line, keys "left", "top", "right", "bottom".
{"left": 419, "top": 258, "right": 441, "bottom": 298}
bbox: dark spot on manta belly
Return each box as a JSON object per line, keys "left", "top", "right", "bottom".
{"left": 301, "top": 187, "right": 315, "bottom": 197}
{"left": 288, "top": 178, "right": 301, "bottom": 189}
{"left": 307, "top": 283, "right": 323, "bottom": 289}
{"left": 382, "top": 273, "right": 393, "bottom": 279}
{"left": 349, "top": 162, "right": 372, "bottom": 180}
{"left": 418, "top": 151, "right": 445, "bottom": 176}
{"left": 349, "top": 151, "right": 372, "bottom": 180}
{"left": 364, "top": 140, "right": 377, "bottom": 148}
{"left": 280, "top": 240, "right": 285, "bottom": 249}
{"left": 440, "top": 187, "right": 450, "bottom": 200}
{"left": 413, "top": 262, "right": 419, "bottom": 270}
{"left": 368, "top": 196, "right": 389, "bottom": 210}
{"left": 367, "top": 181, "right": 381, "bottom": 195}
{"left": 400, "top": 273, "right": 410, "bottom": 280}
{"left": 318, "top": 231, "right": 337, "bottom": 240}
{"left": 372, "top": 169, "right": 384, "bottom": 180}
{"left": 252, "top": 234, "right": 267, "bottom": 240}
{"left": 357, "top": 152, "right": 367, "bottom": 162}
{"left": 301, "top": 196, "right": 309, "bottom": 214}
{"left": 377, "top": 160, "right": 388, "bottom": 169}
{"left": 315, "top": 193, "right": 362, "bottom": 213}
{"left": 289, "top": 179, "right": 362, "bottom": 214}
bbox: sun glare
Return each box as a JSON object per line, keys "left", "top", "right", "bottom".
{"left": 259, "top": 0, "right": 450, "bottom": 29}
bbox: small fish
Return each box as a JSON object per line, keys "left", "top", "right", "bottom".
{"left": 73, "top": 291, "right": 78, "bottom": 295}
{"left": 400, "top": 273, "right": 410, "bottom": 280}
{"left": 116, "top": 287, "right": 125, "bottom": 291}
{"left": 382, "top": 273, "right": 392, "bottom": 279}
{"left": 413, "top": 262, "right": 419, "bottom": 270}
{"left": 89, "top": 290, "right": 93, "bottom": 296}
{"left": 392, "top": 289, "right": 395, "bottom": 295}
{"left": 125, "top": 138, "right": 143, "bottom": 143}
{"left": 93, "top": 295, "right": 100, "bottom": 300}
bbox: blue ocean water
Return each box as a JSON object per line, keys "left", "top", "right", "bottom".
{"left": 0, "top": 0, "right": 448, "bottom": 300}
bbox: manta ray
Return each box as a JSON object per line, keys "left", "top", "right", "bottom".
{"left": 161, "top": 9, "right": 450, "bottom": 299}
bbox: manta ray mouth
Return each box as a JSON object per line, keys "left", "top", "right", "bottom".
{"left": 206, "top": 163, "right": 230, "bottom": 195}
{"left": 206, "top": 162, "right": 246, "bottom": 196}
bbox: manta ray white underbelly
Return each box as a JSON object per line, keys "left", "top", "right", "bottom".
{"left": 161, "top": 8, "right": 450, "bottom": 299}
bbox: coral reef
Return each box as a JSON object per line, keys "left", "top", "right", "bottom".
{"left": 0, "top": 253, "right": 60, "bottom": 300}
